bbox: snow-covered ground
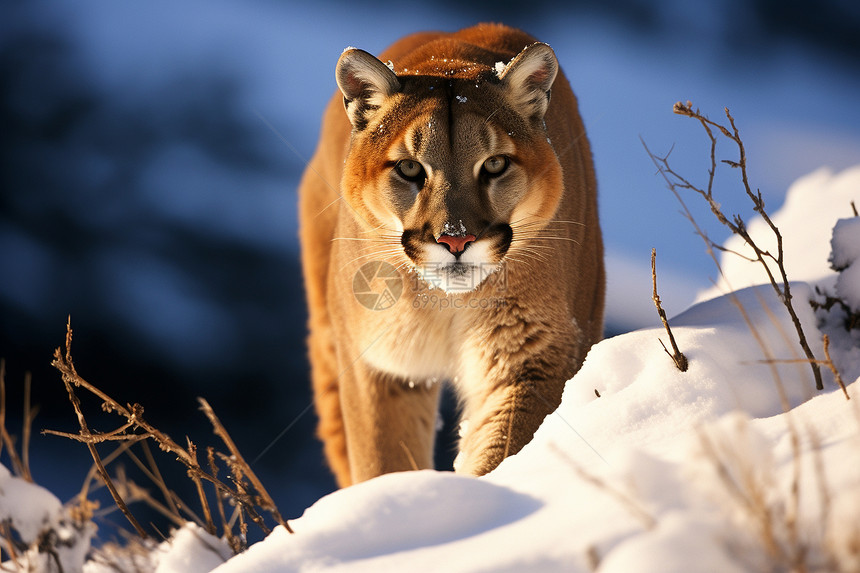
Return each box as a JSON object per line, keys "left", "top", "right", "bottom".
{"left": 3, "top": 165, "right": 859, "bottom": 570}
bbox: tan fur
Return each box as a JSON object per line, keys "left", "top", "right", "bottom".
{"left": 299, "top": 23, "right": 604, "bottom": 487}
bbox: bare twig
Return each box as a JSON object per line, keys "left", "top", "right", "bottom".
{"left": 651, "top": 249, "right": 689, "bottom": 371}
{"left": 54, "top": 321, "right": 148, "bottom": 539}
{"left": 645, "top": 102, "right": 824, "bottom": 391}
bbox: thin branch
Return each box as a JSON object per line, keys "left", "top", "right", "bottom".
{"left": 75, "top": 439, "right": 141, "bottom": 508}
{"left": 53, "top": 323, "right": 148, "bottom": 539}
{"left": 640, "top": 136, "right": 726, "bottom": 276}
{"left": 651, "top": 249, "right": 688, "bottom": 371}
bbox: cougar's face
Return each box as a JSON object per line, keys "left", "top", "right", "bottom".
{"left": 341, "top": 78, "right": 562, "bottom": 293}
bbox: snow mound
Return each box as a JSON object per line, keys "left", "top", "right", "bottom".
{"left": 518, "top": 282, "right": 823, "bottom": 472}
{"left": 215, "top": 471, "right": 540, "bottom": 572}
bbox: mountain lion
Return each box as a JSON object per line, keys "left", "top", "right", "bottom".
{"left": 299, "top": 23, "right": 604, "bottom": 487}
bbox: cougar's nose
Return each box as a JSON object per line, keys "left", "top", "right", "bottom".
{"left": 436, "top": 234, "right": 476, "bottom": 255}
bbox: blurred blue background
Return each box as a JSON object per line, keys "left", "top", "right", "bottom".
{"left": 2, "top": 0, "right": 859, "bottom": 535}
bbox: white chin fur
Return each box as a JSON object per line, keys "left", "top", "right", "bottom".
{"left": 415, "top": 242, "right": 500, "bottom": 293}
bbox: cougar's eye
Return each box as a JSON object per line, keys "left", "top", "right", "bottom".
{"left": 395, "top": 159, "right": 426, "bottom": 182}
{"left": 482, "top": 155, "right": 509, "bottom": 177}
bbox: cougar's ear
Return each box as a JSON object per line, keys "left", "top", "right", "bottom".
{"left": 336, "top": 48, "right": 401, "bottom": 130}
{"left": 498, "top": 42, "right": 558, "bottom": 122}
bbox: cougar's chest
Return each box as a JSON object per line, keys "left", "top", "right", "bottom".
{"left": 358, "top": 296, "right": 462, "bottom": 381}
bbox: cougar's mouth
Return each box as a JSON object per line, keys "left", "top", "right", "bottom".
{"left": 400, "top": 223, "right": 512, "bottom": 293}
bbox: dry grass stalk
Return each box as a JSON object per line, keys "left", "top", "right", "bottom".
{"left": 0, "top": 360, "right": 95, "bottom": 571}
{"left": 207, "top": 446, "right": 242, "bottom": 554}
{"left": 185, "top": 437, "right": 218, "bottom": 536}
{"left": 715, "top": 292, "right": 814, "bottom": 569}
{"left": 822, "top": 335, "right": 850, "bottom": 400}
{"left": 694, "top": 410, "right": 860, "bottom": 571}
{"left": 0, "top": 521, "right": 21, "bottom": 567}
{"left": 756, "top": 335, "right": 851, "bottom": 402}
{"left": 199, "top": 398, "right": 287, "bottom": 531}
{"left": 549, "top": 443, "right": 656, "bottom": 530}
{"left": 643, "top": 102, "right": 824, "bottom": 391}
{"left": 21, "top": 373, "right": 35, "bottom": 486}
{"left": 43, "top": 319, "right": 294, "bottom": 549}
{"left": 137, "top": 440, "right": 181, "bottom": 520}
{"left": 807, "top": 426, "right": 837, "bottom": 571}
{"left": 724, "top": 295, "right": 805, "bottom": 567}
{"left": 0, "top": 360, "right": 33, "bottom": 483}
{"left": 399, "top": 440, "right": 420, "bottom": 471}
{"left": 585, "top": 545, "right": 601, "bottom": 571}
{"left": 651, "top": 248, "right": 688, "bottom": 371}
{"left": 723, "top": 289, "right": 792, "bottom": 411}
{"left": 696, "top": 413, "right": 817, "bottom": 571}
{"left": 696, "top": 427, "right": 788, "bottom": 566}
